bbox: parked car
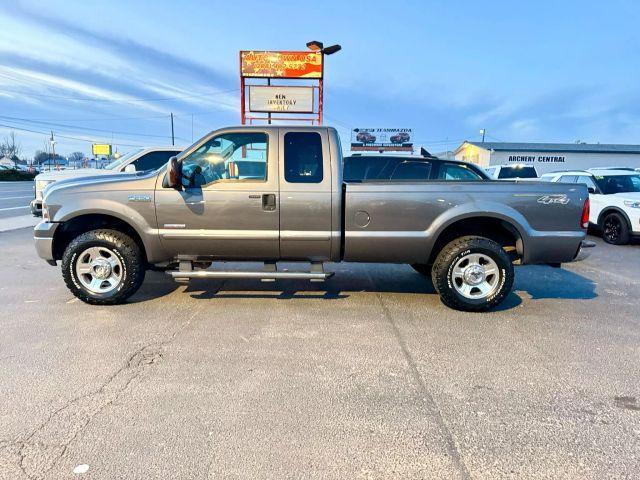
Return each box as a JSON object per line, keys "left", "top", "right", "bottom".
{"left": 31, "top": 146, "right": 183, "bottom": 216}
{"left": 343, "top": 155, "right": 487, "bottom": 182}
{"left": 484, "top": 164, "right": 538, "bottom": 180}
{"left": 540, "top": 169, "right": 640, "bottom": 244}
{"left": 35, "top": 126, "right": 592, "bottom": 312}
{"left": 355, "top": 131, "right": 376, "bottom": 144}
{"left": 389, "top": 132, "right": 411, "bottom": 144}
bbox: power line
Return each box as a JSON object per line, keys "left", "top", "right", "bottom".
{"left": 0, "top": 114, "right": 188, "bottom": 141}
{"left": 0, "top": 122, "right": 146, "bottom": 147}
{"left": 0, "top": 81, "right": 239, "bottom": 103}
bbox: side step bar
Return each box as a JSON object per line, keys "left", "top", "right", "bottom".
{"left": 167, "top": 270, "right": 333, "bottom": 281}
{"left": 167, "top": 260, "right": 333, "bottom": 282}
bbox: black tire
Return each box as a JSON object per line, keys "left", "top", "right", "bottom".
{"left": 61, "top": 229, "right": 146, "bottom": 305}
{"left": 431, "top": 236, "right": 514, "bottom": 312}
{"left": 601, "top": 212, "right": 630, "bottom": 245}
{"left": 411, "top": 263, "right": 431, "bottom": 276}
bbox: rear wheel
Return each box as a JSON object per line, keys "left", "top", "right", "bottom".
{"left": 62, "top": 229, "right": 146, "bottom": 305}
{"left": 431, "top": 236, "right": 514, "bottom": 312}
{"left": 601, "top": 212, "right": 630, "bottom": 245}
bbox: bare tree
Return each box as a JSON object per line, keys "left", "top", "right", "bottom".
{"left": 68, "top": 151, "right": 85, "bottom": 168}
{"left": 0, "top": 131, "right": 22, "bottom": 167}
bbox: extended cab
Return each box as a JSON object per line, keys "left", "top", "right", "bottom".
{"left": 35, "top": 126, "right": 592, "bottom": 311}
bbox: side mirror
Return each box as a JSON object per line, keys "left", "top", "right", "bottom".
{"left": 587, "top": 187, "right": 596, "bottom": 194}
{"left": 166, "top": 156, "right": 183, "bottom": 190}
{"left": 124, "top": 164, "right": 136, "bottom": 173}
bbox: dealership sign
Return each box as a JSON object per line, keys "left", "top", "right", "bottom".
{"left": 350, "top": 128, "right": 413, "bottom": 152}
{"left": 240, "top": 51, "right": 323, "bottom": 79}
{"left": 92, "top": 143, "right": 112, "bottom": 156}
{"left": 249, "top": 86, "right": 314, "bottom": 113}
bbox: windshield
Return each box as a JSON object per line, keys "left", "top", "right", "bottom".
{"left": 498, "top": 166, "right": 537, "bottom": 179}
{"left": 105, "top": 148, "right": 144, "bottom": 170}
{"left": 594, "top": 174, "right": 640, "bottom": 194}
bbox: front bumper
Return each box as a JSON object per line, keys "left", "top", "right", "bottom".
{"left": 573, "top": 240, "right": 596, "bottom": 262}
{"left": 34, "top": 221, "right": 59, "bottom": 265}
{"left": 30, "top": 199, "right": 42, "bottom": 216}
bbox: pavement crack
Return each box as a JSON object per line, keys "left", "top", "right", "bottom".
{"left": 0, "top": 310, "right": 198, "bottom": 479}
{"left": 366, "top": 271, "right": 471, "bottom": 480}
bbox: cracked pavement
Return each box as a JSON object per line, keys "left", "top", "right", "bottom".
{"left": 1, "top": 227, "right": 640, "bottom": 479}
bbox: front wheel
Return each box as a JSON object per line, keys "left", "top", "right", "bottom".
{"left": 431, "top": 236, "right": 514, "bottom": 312}
{"left": 61, "top": 229, "right": 146, "bottom": 305}
{"left": 601, "top": 212, "right": 630, "bottom": 245}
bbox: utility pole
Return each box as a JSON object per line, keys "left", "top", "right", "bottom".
{"left": 480, "top": 128, "right": 486, "bottom": 143}
{"left": 50, "top": 131, "right": 56, "bottom": 171}
{"left": 170, "top": 113, "right": 175, "bottom": 145}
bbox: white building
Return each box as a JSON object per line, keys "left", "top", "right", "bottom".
{"left": 454, "top": 141, "right": 640, "bottom": 174}
{"left": 0, "top": 155, "right": 15, "bottom": 168}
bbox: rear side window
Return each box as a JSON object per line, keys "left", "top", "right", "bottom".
{"left": 284, "top": 132, "right": 323, "bottom": 183}
{"left": 343, "top": 157, "right": 391, "bottom": 182}
{"left": 438, "top": 163, "right": 483, "bottom": 181}
{"left": 498, "top": 166, "right": 537, "bottom": 179}
{"left": 133, "top": 151, "right": 179, "bottom": 172}
{"left": 390, "top": 161, "right": 431, "bottom": 181}
{"left": 576, "top": 175, "right": 598, "bottom": 190}
{"left": 558, "top": 175, "right": 577, "bottom": 183}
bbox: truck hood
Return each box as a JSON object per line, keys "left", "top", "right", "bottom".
{"left": 36, "top": 168, "right": 114, "bottom": 182}
{"left": 43, "top": 172, "right": 152, "bottom": 200}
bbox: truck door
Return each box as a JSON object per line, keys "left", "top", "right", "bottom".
{"left": 155, "top": 129, "right": 280, "bottom": 259}
{"left": 278, "top": 128, "right": 333, "bottom": 260}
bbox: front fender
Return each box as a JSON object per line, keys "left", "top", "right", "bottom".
{"left": 49, "top": 197, "right": 165, "bottom": 263}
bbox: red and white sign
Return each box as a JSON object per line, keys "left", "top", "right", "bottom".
{"left": 240, "top": 51, "right": 323, "bottom": 79}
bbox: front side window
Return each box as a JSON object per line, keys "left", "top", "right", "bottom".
{"left": 134, "top": 151, "right": 179, "bottom": 172}
{"left": 594, "top": 174, "right": 640, "bottom": 194}
{"left": 180, "top": 132, "right": 267, "bottom": 188}
{"left": 284, "top": 132, "right": 323, "bottom": 183}
{"left": 438, "top": 163, "right": 483, "bottom": 181}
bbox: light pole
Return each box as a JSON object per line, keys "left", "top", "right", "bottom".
{"left": 306, "top": 41, "right": 341, "bottom": 125}
{"left": 480, "top": 129, "right": 486, "bottom": 143}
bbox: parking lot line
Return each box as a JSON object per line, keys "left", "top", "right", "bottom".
{"left": 0, "top": 195, "right": 33, "bottom": 200}
{"left": 0, "top": 206, "right": 29, "bottom": 211}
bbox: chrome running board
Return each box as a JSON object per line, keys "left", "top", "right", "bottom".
{"left": 167, "top": 261, "right": 333, "bottom": 282}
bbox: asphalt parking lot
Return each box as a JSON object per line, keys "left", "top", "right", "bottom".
{"left": 0, "top": 181, "right": 32, "bottom": 219}
{"left": 1, "top": 226, "right": 639, "bottom": 479}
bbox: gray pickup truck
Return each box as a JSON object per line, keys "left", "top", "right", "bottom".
{"left": 34, "top": 126, "right": 592, "bottom": 311}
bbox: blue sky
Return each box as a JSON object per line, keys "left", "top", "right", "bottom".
{"left": 0, "top": 0, "right": 639, "bottom": 158}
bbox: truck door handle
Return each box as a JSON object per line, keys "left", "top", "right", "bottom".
{"left": 262, "top": 193, "right": 276, "bottom": 211}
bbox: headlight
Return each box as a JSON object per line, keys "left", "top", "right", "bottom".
{"left": 624, "top": 200, "right": 640, "bottom": 209}
{"left": 35, "top": 180, "right": 55, "bottom": 198}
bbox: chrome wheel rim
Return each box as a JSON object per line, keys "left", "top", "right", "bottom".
{"left": 451, "top": 253, "right": 500, "bottom": 300}
{"left": 75, "top": 246, "right": 123, "bottom": 294}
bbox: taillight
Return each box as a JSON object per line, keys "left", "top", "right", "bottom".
{"left": 581, "top": 197, "right": 590, "bottom": 229}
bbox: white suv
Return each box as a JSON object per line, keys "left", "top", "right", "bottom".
{"left": 31, "top": 146, "right": 183, "bottom": 216}
{"left": 540, "top": 169, "right": 640, "bottom": 244}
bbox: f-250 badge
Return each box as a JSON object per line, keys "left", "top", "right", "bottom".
{"left": 537, "top": 194, "right": 570, "bottom": 205}
{"left": 128, "top": 194, "right": 151, "bottom": 202}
